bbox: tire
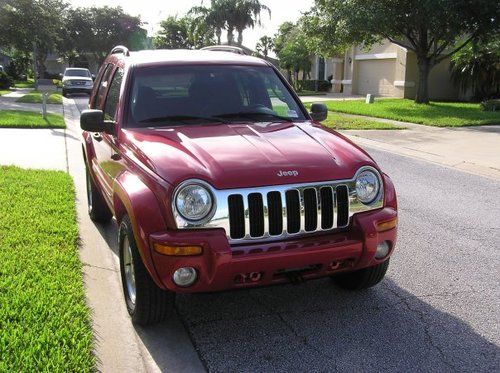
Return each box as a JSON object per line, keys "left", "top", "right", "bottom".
{"left": 119, "top": 216, "right": 175, "bottom": 325}
{"left": 62, "top": 89, "right": 67, "bottom": 97}
{"left": 333, "top": 259, "right": 389, "bottom": 290}
{"left": 86, "top": 166, "right": 112, "bottom": 223}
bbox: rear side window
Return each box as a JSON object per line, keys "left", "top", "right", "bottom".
{"left": 95, "top": 64, "right": 114, "bottom": 109}
{"left": 104, "top": 69, "right": 124, "bottom": 120}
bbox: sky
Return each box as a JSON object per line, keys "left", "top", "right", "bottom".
{"left": 68, "top": 0, "right": 315, "bottom": 52}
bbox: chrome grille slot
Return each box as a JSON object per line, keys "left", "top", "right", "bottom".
{"left": 267, "top": 192, "right": 283, "bottom": 235}
{"left": 336, "top": 185, "right": 349, "bottom": 227}
{"left": 228, "top": 194, "right": 245, "bottom": 239}
{"left": 303, "top": 188, "right": 318, "bottom": 232}
{"left": 248, "top": 193, "right": 264, "bottom": 237}
{"left": 320, "top": 186, "right": 334, "bottom": 229}
{"left": 286, "top": 190, "right": 300, "bottom": 233}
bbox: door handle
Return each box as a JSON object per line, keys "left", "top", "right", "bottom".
{"left": 111, "top": 153, "right": 121, "bottom": 161}
{"left": 93, "top": 132, "right": 103, "bottom": 142}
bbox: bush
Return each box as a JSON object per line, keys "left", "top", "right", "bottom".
{"left": 298, "top": 79, "right": 332, "bottom": 92}
{"left": 0, "top": 71, "right": 13, "bottom": 89}
{"left": 480, "top": 99, "right": 500, "bottom": 111}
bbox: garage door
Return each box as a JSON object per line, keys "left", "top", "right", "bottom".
{"left": 356, "top": 59, "right": 395, "bottom": 96}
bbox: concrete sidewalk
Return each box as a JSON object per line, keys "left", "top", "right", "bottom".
{"left": 337, "top": 115, "right": 500, "bottom": 180}
{"left": 0, "top": 98, "right": 205, "bottom": 373}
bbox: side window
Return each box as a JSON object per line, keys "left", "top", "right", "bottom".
{"left": 95, "top": 64, "right": 114, "bottom": 109}
{"left": 104, "top": 69, "right": 124, "bottom": 120}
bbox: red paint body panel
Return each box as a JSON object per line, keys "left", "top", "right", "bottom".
{"left": 82, "top": 50, "right": 398, "bottom": 294}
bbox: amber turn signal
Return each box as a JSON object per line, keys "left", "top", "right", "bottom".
{"left": 376, "top": 217, "right": 398, "bottom": 232}
{"left": 153, "top": 244, "right": 203, "bottom": 256}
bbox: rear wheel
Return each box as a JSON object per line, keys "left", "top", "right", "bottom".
{"left": 86, "top": 166, "right": 112, "bottom": 223}
{"left": 333, "top": 260, "right": 389, "bottom": 290}
{"left": 119, "top": 216, "right": 175, "bottom": 325}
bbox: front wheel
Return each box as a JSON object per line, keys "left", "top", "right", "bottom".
{"left": 86, "top": 166, "right": 112, "bottom": 223}
{"left": 333, "top": 260, "right": 389, "bottom": 290}
{"left": 119, "top": 216, "right": 175, "bottom": 325}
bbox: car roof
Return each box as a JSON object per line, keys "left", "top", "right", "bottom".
{"left": 110, "top": 49, "right": 270, "bottom": 68}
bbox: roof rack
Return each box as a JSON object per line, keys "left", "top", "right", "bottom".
{"left": 201, "top": 45, "right": 247, "bottom": 55}
{"left": 110, "top": 45, "right": 130, "bottom": 57}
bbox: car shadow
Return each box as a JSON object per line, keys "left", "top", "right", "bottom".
{"left": 89, "top": 222, "right": 499, "bottom": 372}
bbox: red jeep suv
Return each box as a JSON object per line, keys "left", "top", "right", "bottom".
{"left": 81, "top": 46, "right": 398, "bottom": 325}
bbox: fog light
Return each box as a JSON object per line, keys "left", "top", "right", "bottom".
{"left": 172, "top": 267, "right": 197, "bottom": 287}
{"left": 375, "top": 241, "right": 391, "bottom": 259}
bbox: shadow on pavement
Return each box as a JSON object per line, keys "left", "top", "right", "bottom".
{"left": 89, "top": 216, "right": 500, "bottom": 373}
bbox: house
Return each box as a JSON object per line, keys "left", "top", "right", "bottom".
{"left": 311, "top": 40, "right": 461, "bottom": 100}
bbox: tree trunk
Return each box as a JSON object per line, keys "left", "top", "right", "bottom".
{"left": 36, "top": 53, "right": 47, "bottom": 79}
{"left": 227, "top": 27, "right": 234, "bottom": 45}
{"left": 216, "top": 29, "right": 221, "bottom": 45}
{"left": 415, "top": 57, "right": 432, "bottom": 104}
{"left": 237, "top": 30, "right": 243, "bottom": 46}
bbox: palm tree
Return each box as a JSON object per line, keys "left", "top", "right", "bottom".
{"left": 255, "top": 35, "right": 273, "bottom": 58}
{"left": 228, "top": 0, "right": 271, "bottom": 46}
{"left": 189, "top": 0, "right": 227, "bottom": 45}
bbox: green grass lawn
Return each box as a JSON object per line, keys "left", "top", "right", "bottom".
{"left": 0, "top": 166, "right": 94, "bottom": 372}
{"left": 16, "top": 91, "right": 63, "bottom": 104}
{"left": 0, "top": 110, "right": 66, "bottom": 128}
{"left": 322, "top": 112, "right": 402, "bottom": 130}
{"left": 321, "top": 99, "right": 500, "bottom": 127}
{"left": 0, "top": 89, "right": 11, "bottom": 96}
{"left": 13, "top": 78, "right": 35, "bottom": 88}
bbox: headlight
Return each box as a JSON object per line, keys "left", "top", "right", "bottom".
{"left": 174, "top": 181, "right": 214, "bottom": 223}
{"left": 355, "top": 169, "right": 381, "bottom": 204}
{"left": 86, "top": 81, "right": 93, "bottom": 86}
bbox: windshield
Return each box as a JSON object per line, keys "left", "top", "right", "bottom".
{"left": 65, "top": 69, "right": 91, "bottom": 77}
{"left": 127, "top": 65, "right": 307, "bottom": 126}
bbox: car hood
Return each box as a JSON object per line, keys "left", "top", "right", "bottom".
{"left": 62, "top": 76, "right": 92, "bottom": 82}
{"left": 122, "top": 121, "right": 377, "bottom": 189}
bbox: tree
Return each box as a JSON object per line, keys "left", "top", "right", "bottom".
{"left": 154, "top": 15, "right": 215, "bottom": 49}
{"left": 304, "top": 0, "right": 499, "bottom": 104}
{"left": 189, "top": 0, "right": 270, "bottom": 46}
{"left": 255, "top": 35, "right": 274, "bottom": 58}
{"left": 450, "top": 36, "right": 500, "bottom": 101}
{"left": 229, "top": 0, "right": 271, "bottom": 46}
{"left": 189, "top": 0, "right": 227, "bottom": 45}
{"left": 273, "top": 22, "right": 312, "bottom": 88}
{"left": 0, "top": 0, "right": 67, "bottom": 78}
{"left": 63, "top": 6, "right": 147, "bottom": 65}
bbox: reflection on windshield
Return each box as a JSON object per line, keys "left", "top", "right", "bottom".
{"left": 128, "top": 65, "right": 306, "bottom": 127}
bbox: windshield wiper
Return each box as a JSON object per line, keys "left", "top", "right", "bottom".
{"left": 139, "top": 115, "right": 228, "bottom": 124}
{"left": 216, "top": 112, "right": 294, "bottom": 122}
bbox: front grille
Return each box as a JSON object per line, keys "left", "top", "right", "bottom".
{"left": 227, "top": 184, "right": 350, "bottom": 241}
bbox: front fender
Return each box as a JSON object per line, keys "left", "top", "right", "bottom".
{"left": 113, "top": 172, "right": 167, "bottom": 288}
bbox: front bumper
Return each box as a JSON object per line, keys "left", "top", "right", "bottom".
{"left": 149, "top": 206, "right": 397, "bottom": 293}
{"left": 63, "top": 85, "right": 93, "bottom": 93}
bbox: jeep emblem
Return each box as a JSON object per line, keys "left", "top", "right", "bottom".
{"left": 277, "top": 170, "right": 299, "bottom": 177}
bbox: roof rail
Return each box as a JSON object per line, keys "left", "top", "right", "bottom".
{"left": 201, "top": 45, "right": 247, "bottom": 55}
{"left": 110, "top": 45, "right": 130, "bottom": 57}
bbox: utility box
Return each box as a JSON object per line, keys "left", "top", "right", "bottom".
{"left": 365, "top": 94, "right": 375, "bottom": 104}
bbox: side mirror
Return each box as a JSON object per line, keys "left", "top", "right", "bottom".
{"left": 91, "top": 74, "right": 96, "bottom": 80}
{"left": 80, "top": 109, "right": 114, "bottom": 134}
{"left": 59, "top": 73, "right": 63, "bottom": 78}
{"left": 309, "top": 103, "right": 328, "bottom": 122}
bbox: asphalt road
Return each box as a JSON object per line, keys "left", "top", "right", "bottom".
{"left": 74, "top": 96, "right": 500, "bottom": 372}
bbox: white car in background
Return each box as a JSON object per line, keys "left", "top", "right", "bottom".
{"left": 61, "top": 67, "right": 94, "bottom": 97}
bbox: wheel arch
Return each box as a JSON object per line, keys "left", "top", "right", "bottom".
{"left": 113, "top": 171, "right": 167, "bottom": 288}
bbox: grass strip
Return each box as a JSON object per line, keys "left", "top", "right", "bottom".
{"left": 0, "top": 110, "right": 65, "bottom": 128}
{"left": 0, "top": 166, "right": 94, "bottom": 371}
{"left": 320, "top": 99, "right": 500, "bottom": 127}
{"left": 16, "top": 92, "right": 62, "bottom": 105}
